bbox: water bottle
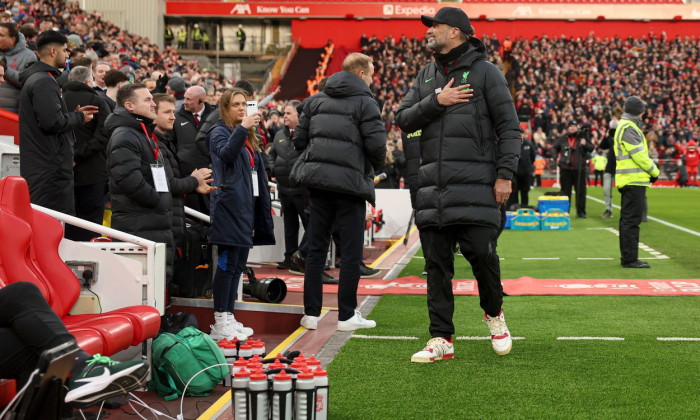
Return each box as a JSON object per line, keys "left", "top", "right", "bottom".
{"left": 238, "top": 343, "right": 253, "bottom": 359}
{"left": 248, "top": 372, "right": 269, "bottom": 420}
{"left": 272, "top": 371, "right": 293, "bottom": 420}
{"left": 267, "top": 359, "right": 286, "bottom": 380}
{"left": 289, "top": 362, "right": 307, "bottom": 379}
{"left": 231, "top": 369, "right": 250, "bottom": 420}
{"left": 252, "top": 339, "right": 266, "bottom": 356}
{"left": 232, "top": 357, "right": 248, "bottom": 376}
{"left": 294, "top": 371, "right": 316, "bottom": 420}
{"left": 314, "top": 369, "right": 329, "bottom": 420}
{"left": 306, "top": 355, "right": 321, "bottom": 371}
{"left": 399, "top": 176, "right": 405, "bottom": 189}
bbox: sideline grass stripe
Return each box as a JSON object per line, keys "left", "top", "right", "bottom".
{"left": 352, "top": 334, "right": 419, "bottom": 340}
{"left": 557, "top": 336, "right": 625, "bottom": 341}
{"left": 657, "top": 337, "right": 700, "bottom": 341}
{"left": 456, "top": 336, "right": 525, "bottom": 340}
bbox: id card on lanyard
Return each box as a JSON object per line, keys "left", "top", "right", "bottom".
{"left": 244, "top": 142, "right": 259, "bottom": 197}
{"left": 142, "top": 122, "right": 169, "bottom": 193}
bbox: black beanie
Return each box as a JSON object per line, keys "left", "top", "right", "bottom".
{"left": 624, "top": 96, "right": 646, "bottom": 116}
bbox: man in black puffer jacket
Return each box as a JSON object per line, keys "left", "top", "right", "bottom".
{"left": 291, "top": 53, "right": 386, "bottom": 332}
{"left": 105, "top": 83, "right": 175, "bottom": 279}
{"left": 396, "top": 8, "right": 521, "bottom": 361}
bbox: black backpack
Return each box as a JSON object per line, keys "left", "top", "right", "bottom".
{"left": 171, "top": 220, "right": 213, "bottom": 298}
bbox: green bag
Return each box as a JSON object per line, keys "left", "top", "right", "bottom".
{"left": 148, "top": 326, "right": 228, "bottom": 400}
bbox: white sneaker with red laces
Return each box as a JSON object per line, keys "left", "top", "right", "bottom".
{"left": 411, "top": 337, "right": 454, "bottom": 363}
{"left": 484, "top": 310, "right": 512, "bottom": 355}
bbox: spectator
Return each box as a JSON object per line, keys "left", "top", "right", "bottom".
{"left": 166, "top": 77, "right": 186, "bottom": 110}
{"left": 92, "top": 61, "right": 110, "bottom": 94}
{"left": 553, "top": 121, "right": 594, "bottom": 218}
{"left": 206, "top": 87, "right": 273, "bottom": 341}
{"left": 18, "top": 22, "right": 38, "bottom": 50}
{"left": 236, "top": 24, "right": 246, "bottom": 51}
{"left": 103, "top": 68, "right": 129, "bottom": 111}
{"left": 292, "top": 52, "right": 386, "bottom": 332}
{"left": 104, "top": 83, "right": 175, "bottom": 279}
{"left": 0, "top": 22, "right": 37, "bottom": 113}
{"left": 61, "top": 66, "right": 111, "bottom": 241}
{"left": 18, "top": 30, "right": 97, "bottom": 216}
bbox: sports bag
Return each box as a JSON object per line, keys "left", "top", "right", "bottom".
{"left": 148, "top": 326, "right": 228, "bottom": 400}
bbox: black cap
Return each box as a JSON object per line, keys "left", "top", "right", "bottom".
{"left": 421, "top": 7, "right": 472, "bottom": 35}
{"left": 624, "top": 96, "right": 646, "bottom": 116}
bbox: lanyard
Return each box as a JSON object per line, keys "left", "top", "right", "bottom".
{"left": 140, "top": 122, "right": 160, "bottom": 161}
{"left": 244, "top": 140, "right": 255, "bottom": 170}
{"left": 568, "top": 136, "right": 577, "bottom": 149}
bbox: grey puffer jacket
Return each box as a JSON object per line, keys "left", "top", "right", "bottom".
{"left": 0, "top": 33, "right": 38, "bottom": 113}
{"left": 291, "top": 70, "right": 386, "bottom": 205}
{"left": 396, "top": 37, "right": 521, "bottom": 229}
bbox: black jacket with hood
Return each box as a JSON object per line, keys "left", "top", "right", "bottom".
{"left": 18, "top": 61, "right": 85, "bottom": 214}
{"left": 268, "top": 126, "right": 304, "bottom": 196}
{"left": 395, "top": 37, "right": 521, "bottom": 229}
{"left": 291, "top": 70, "right": 387, "bottom": 204}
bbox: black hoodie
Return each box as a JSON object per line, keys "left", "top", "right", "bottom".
{"left": 18, "top": 61, "right": 84, "bottom": 214}
{"left": 105, "top": 108, "right": 174, "bottom": 277}
{"left": 290, "top": 70, "right": 387, "bottom": 204}
{"left": 396, "top": 37, "right": 521, "bottom": 229}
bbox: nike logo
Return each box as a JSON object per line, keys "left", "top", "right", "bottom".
{"left": 74, "top": 368, "right": 110, "bottom": 385}
{"left": 425, "top": 78, "right": 434, "bottom": 83}
{"left": 180, "top": 122, "right": 188, "bottom": 126}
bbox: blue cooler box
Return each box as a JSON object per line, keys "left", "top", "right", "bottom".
{"left": 504, "top": 211, "right": 515, "bottom": 229}
{"left": 541, "top": 210, "right": 570, "bottom": 230}
{"left": 511, "top": 208, "right": 541, "bottom": 230}
{"left": 538, "top": 196, "right": 570, "bottom": 214}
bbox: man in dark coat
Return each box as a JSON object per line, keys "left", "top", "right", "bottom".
{"left": 269, "top": 100, "right": 306, "bottom": 269}
{"left": 104, "top": 83, "right": 175, "bottom": 279}
{"left": 508, "top": 130, "right": 536, "bottom": 208}
{"left": 61, "top": 66, "right": 111, "bottom": 241}
{"left": 18, "top": 30, "right": 98, "bottom": 215}
{"left": 553, "top": 121, "right": 594, "bottom": 218}
{"left": 171, "top": 85, "right": 214, "bottom": 213}
{"left": 291, "top": 52, "right": 386, "bottom": 332}
{"left": 395, "top": 8, "right": 521, "bottom": 361}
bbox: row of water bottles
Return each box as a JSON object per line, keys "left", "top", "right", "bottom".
{"left": 230, "top": 353, "right": 328, "bottom": 420}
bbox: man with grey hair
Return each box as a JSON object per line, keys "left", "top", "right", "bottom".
{"left": 172, "top": 84, "right": 214, "bottom": 212}
{"left": 62, "top": 66, "right": 111, "bottom": 240}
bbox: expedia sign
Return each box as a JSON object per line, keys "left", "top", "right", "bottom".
{"left": 382, "top": 5, "right": 437, "bottom": 17}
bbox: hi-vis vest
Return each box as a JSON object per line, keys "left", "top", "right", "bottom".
{"left": 613, "top": 119, "right": 659, "bottom": 188}
{"left": 592, "top": 155, "right": 607, "bottom": 171}
{"left": 177, "top": 30, "right": 187, "bottom": 42}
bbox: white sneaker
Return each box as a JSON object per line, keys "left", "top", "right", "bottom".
{"left": 484, "top": 310, "right": 512, "bottom": 356}
{"left": 337, "top": 310, "right": 376, "bottom": 332}
{"left": 411, "top": 337, "right": 454, "bottom": 363}
{"left": 210, "top": 311, "right": 234, "bottom": 342}
{"left": 300, "top": 315, "right": 319, "bottom": 330}
{"left": 227, "top": 312, "right": 254, "bottom": 337}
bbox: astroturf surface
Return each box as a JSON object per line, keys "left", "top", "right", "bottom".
{"left": 326, "top": 187, "right": 700, "bottom": 419}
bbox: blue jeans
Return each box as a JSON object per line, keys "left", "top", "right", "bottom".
{"left": 212, "top": 246, "right": 250, "bottom": 313}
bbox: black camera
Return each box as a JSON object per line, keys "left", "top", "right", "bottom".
{"left": 560, "top": 146, "right": 572, "bottom": 166}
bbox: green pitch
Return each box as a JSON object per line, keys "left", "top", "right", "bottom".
{"left": 326, "top": 187, "right": 700, "bottom": 419}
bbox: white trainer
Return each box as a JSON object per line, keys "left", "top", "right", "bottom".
{"left": 411, "top": 337, "right": 454, "bottom": 363}
{"left": 337, "top": 310, "right": 376, "bottom": 332}
{"left": 300, "top": 315, "right": 319, "bottom": 330}
{"left": 484, "top": 310, "right": 512, "bottom": 356}
{"left": 227, "top": 312, "right": 254, "bottom": 337}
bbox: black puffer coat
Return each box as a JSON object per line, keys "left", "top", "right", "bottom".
{"left": 105, "top": 108, "right": 174, "bottom": 275}
{"left": 402, "top": 130, "right": 422, "bottom": 209}
{"left": 395, "top": 38, "right": 521, "bottom": 229}
{"left": 291, "top": 71, "right": 386, "bottom": 204}
{"left": 268, "top": 126, "right": 303, "bottom": 195}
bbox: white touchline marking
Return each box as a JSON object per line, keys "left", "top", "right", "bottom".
{"left": 352, "top": 335, "right": 419, "bottom": 340}
{"left": 577, "top": 257, "right": 615, "bottom": 260}
{"left": 587, "top": 195, "right": 700, "bottom": 237}
{"left": 657, "top": 337, "right": 700, "bottom": 341}
{"left": 588, "top": 226, "right": 669, "bottom": 259}
{"left": 557, "top": 337, "right": 624, "bottom": 341}
{"left": 522, "top": 257, "right": 560, "bottom": 260}
{"left": 455, "top": 336, "right": 525, "bottom": 340}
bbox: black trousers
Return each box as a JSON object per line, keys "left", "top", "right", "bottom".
{"left": 421, "top": 225, "right": 503, "bottom": 339}
{"left": 65, "top": 183, "right": 106, "bottom": 241}
{"left": 279, "top": 192, "right": 308, "bottom": 260}
{"left": 304, "top": 189, "right": 365, "bottom": 321}
{"left": 560, "top": 168, "right": 587, "bottom": 215}
{"left": 619, "top": 185, "right": 646, "bottom": 264}
{"left": 0, "top": 282, "right": 80, "bottom": 386}
{"left": 510, "top": 173, "right": 531, "bottom": 207}
{"left": 593, "top": 170, "right": 604, "bottom": 187}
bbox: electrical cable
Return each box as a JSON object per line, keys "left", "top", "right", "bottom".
{"left": 0, "top": 368, "right": 39, "bottom": 419}
{"left": 178, "top": 363, "right": 232, "bottom": 420}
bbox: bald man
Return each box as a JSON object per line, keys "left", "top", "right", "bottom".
{"left": 171, "top": 85, "right": 215, "bottom": 212}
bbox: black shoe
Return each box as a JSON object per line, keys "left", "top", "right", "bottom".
{"left": 289, "top": 261, "right": 305, "bottom": 275}
{"left": 359, "top": 263, "right": 381, "bottom": 278}
{"left": 622, "top": 260, "right": 651, "bottom": 268}
{"left": 601, "top": 210, "right": 612, "bottom": 218}
{"left": 322, "top": 272, "right": 339, "bottom": 284}
{"left": 277, "top": 259, "right": 291, "bottom": 269}
{"left": 577, "top": 213, "right": 587, "bottom": 218}
{"left": 290, "top": 251, "right": 306, "bottom": 274}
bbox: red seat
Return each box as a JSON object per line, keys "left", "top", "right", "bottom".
{"left": 0, "top": 176, "right": 160, "bottom": 355}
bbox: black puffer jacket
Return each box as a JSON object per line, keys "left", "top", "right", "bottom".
{"left": 156, "top": 130, "right": 199, "bottom": 248}
{"left": 395, "top": 38, "right": 521, "bottom": 229}
{"left": 291, "top": 71, "right": 386, "bottom": 204}
{"left": 18, "top": 61, "right": 84, "bottom": 215}
{"left": 402, "top": 130, "right": 422, "bottom": 209}
{"left": 268, "top": 126, "right": 303, "bottom": 195}
{"left": 62, "top": 81, "right": 111, "bottom": 187}
{"left": 105, "top": 108, "right": 174, "bottom": 275}
{"left": 172, "top": 103, "right": 214, "bottom": 175}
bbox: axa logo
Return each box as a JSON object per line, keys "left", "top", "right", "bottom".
{"left": 512, "top": 6, "right": 533, "bottom": 17}
{"left": 230, "top": 4, "right": 251, "bottom": 15}
{"left": 383, "top": 5, "right": 394, "bottom": 15}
